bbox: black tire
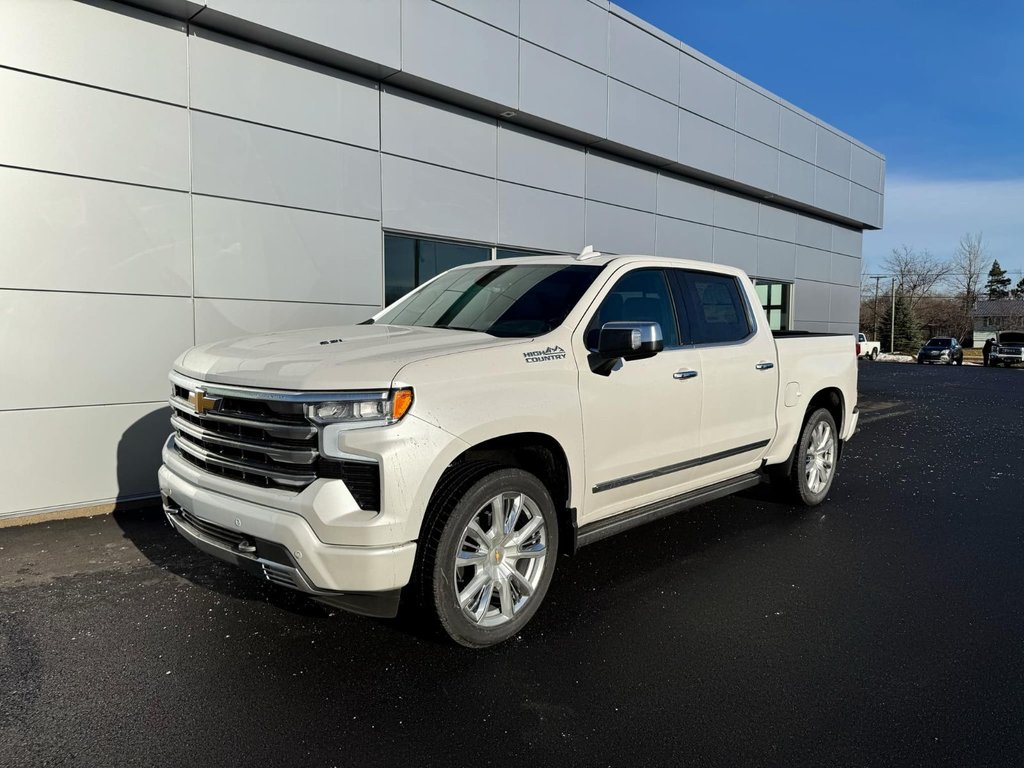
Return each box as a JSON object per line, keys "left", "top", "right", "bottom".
{"left": 917, "top": 359, "right": 923, "bottom": 365}
{"left": 414, "top": 466, "right": 559, "bottom": 648}
{"left": 870, "top": 349, "right": 878, "bottom": 361}
{"left": 956, "top": 357, "right": 963, "bottom": 366}
{"left": 783, "top": 408, "right": 839, "bottom": 507}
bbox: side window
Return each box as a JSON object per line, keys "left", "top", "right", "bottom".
{"left": 586, "top": 269, "right": 680, "bottom": 349}
{"left": 681, "top": 271, "right": 752, "bottom": 344}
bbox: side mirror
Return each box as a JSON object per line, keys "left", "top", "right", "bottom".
{"left": 590, "top": 321, "right": 664, "bottom": 375}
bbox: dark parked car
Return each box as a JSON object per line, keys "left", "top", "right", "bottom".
{"left": 917, "top": 337, "right": 963, "bottom": 365}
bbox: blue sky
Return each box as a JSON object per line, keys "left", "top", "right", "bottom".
{"left": 619, "top": 0, "right": 1024, "bottom": 278}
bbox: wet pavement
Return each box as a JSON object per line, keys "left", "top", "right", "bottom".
{"left": 2, "top": 362, "right": 1023, "bottom": 767}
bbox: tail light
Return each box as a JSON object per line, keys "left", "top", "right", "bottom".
{"left": 856, "top": 341, "right": 861, "bottom": 356}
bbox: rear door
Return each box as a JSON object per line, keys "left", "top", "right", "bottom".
{"left": 674, "top": 269, "right": 778, "bottom": 481}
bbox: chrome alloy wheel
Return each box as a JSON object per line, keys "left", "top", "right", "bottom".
{"left": 804, "top": 420, "right": 836, "bottom": 494}
{"left": 453, "top": 492, "right": 548, "bottom": 628}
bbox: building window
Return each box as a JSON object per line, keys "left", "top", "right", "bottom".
{"left": 384, "top": 235, "right": 491, "bottom": 305}
{"left": 384, "top": 234, "right": 555, "bottom": 305}
{"left": 753, "top": 279, "right": 791, "bottom": 331}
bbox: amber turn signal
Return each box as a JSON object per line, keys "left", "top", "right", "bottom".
{"left": 392, "top": 388, "right": 414, "bottom": 421}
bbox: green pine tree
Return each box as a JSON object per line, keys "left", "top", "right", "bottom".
{"left": 985, "top": 260, "right": 1012, "bottom": 299}
{"left": 1013, "top": 277, "right": 1024, "bottom": 300}
{"left": 880, "top": 291, "right": 920, "bottom": 353}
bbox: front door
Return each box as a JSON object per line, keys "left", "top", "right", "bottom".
{"left": 575, "top": 267, "right": 704, "bottom": 525}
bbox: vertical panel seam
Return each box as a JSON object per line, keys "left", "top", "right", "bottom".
{"left": 186, "top": 20, "right": 196, "bottom": 346}
{"left": 378, "top": 81, "right": 386, "bottom": 308}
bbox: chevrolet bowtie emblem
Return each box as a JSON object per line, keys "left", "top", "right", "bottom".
{"left": 188, "top": 389, "right": 218, "bottom": 415}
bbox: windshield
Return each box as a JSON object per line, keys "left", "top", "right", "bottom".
{"left": 925, "top": 338, "right": 952, "bottom": 348}
{"left": 374, "top": 263, "right": 603, "bottom": 338}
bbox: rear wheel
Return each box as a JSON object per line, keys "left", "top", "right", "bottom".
{"left": 784, "top": 408, "right": 839, "bottom": 506}
{"left": 415, "top": 467, "right": 558, "bottom": 648}
{"left": 870, "top": 349, "right": 878, "bottom": 361}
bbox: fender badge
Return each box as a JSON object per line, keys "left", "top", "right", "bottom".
{"left": 523, "top": 346, "right": 567, "bottom": 363}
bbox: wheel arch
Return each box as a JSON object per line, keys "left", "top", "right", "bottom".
{"left": 420, "top": 431, "right": 576, "bottom": 552}
{"left": 806, "top": 386, "right": 845, "bottom": 435}
{"left": 773, "top": 386, "right": 846, "bottom": 481}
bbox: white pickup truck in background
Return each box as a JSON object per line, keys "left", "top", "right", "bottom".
{"left": 160, "top": 252, "right": 859, "bottom": 647}
{"left": 857, "top": 333, "right": 881, "bottom": 360}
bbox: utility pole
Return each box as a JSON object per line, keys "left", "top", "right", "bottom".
{"left": 890, "top": 277, "right": 896, "bottom": 353}
{"left": 865, "top": 274, "right": 888, "bottom": 344}
{"left": 872, "top": 275, "right": 881, "bottom": 341}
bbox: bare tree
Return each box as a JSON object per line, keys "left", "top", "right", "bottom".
{"left": 947, "top": 232, "right": 987, "bottom": 340}
{"left": 883, "top": 245, "right": 953, "bottom": 312}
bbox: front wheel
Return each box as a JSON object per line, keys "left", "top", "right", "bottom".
{"left": 785, "top": 408, "right": 839, "bottom": 506}
{"left": 416, "top": 467, "right": 559, "bottom": 647}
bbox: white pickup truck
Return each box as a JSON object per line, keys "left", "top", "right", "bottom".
{"left": 857, "top": 333, "right": 880, "bottom": 360}
{"left": 160, "top": 252, "right": 859, "bottom": 646}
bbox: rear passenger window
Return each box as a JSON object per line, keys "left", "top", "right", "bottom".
{"left": 585, "top": 269, "right": 680, "bottom": 349}
{"left": 682, "top": 271, "right": 752, "bottom": 344}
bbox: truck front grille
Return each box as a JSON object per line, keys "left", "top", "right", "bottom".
{"left": 169, "top": 383, "right": 380, "bottom": 508}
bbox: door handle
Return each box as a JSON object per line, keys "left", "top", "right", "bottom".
{"left": 673, "top": 370, "right": 698, "bottom": 380}
{"left": 755, "top": 361, "right": 775, "bottom": 370}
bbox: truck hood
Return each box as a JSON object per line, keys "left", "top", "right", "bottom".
{"left": 175, "top": 324, "right": 518, "bottom": 390}
{"left": 997, "top": 332, "right": 1024, "bottom": 346}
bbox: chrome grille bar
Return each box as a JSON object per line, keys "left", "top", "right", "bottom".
{"left": 169, "top": 396, "right": 316, "bottom": 441}
{"left": 170, "top": 414, "right": 317, "bottom": 465}
{"left": 173, "top": 435, "right": 315, "bottom": 488}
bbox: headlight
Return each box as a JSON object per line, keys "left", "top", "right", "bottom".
{"left": 307, "top": 388, "right": 414, "bottom": 429}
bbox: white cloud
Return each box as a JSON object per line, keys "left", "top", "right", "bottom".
{"left": 863, "top": 176, "right": 1024, "bottom": 276}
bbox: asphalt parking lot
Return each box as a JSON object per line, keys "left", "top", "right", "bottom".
{"left": 2, "top": 362, "right": 1023, "bottom": 767}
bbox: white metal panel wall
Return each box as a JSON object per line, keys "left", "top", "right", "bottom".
{"left": 177, "top": 0, "right": 885, "bottom": 229}
{"left": 0, "top": 0, "right": 384, "bottom": 518}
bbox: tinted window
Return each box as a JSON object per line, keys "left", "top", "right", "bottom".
{"left": 375, "top": 264, "right": 602, "bottom": 338}
{"left": 586, "top": 269, "right": 679, "bottom": 348}
{"left": 682, "top": 271, "right": 752, "bottom": 344}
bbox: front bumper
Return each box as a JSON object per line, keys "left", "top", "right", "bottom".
{"left": 159, "top": 462, "right": 417, "bottom": 609}
{"left": 990, "top": 353, "right": 1023, "bottom": 364}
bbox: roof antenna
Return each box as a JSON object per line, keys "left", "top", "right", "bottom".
{"left": 576, "top": 245, "right": 601, "bottom": 261}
